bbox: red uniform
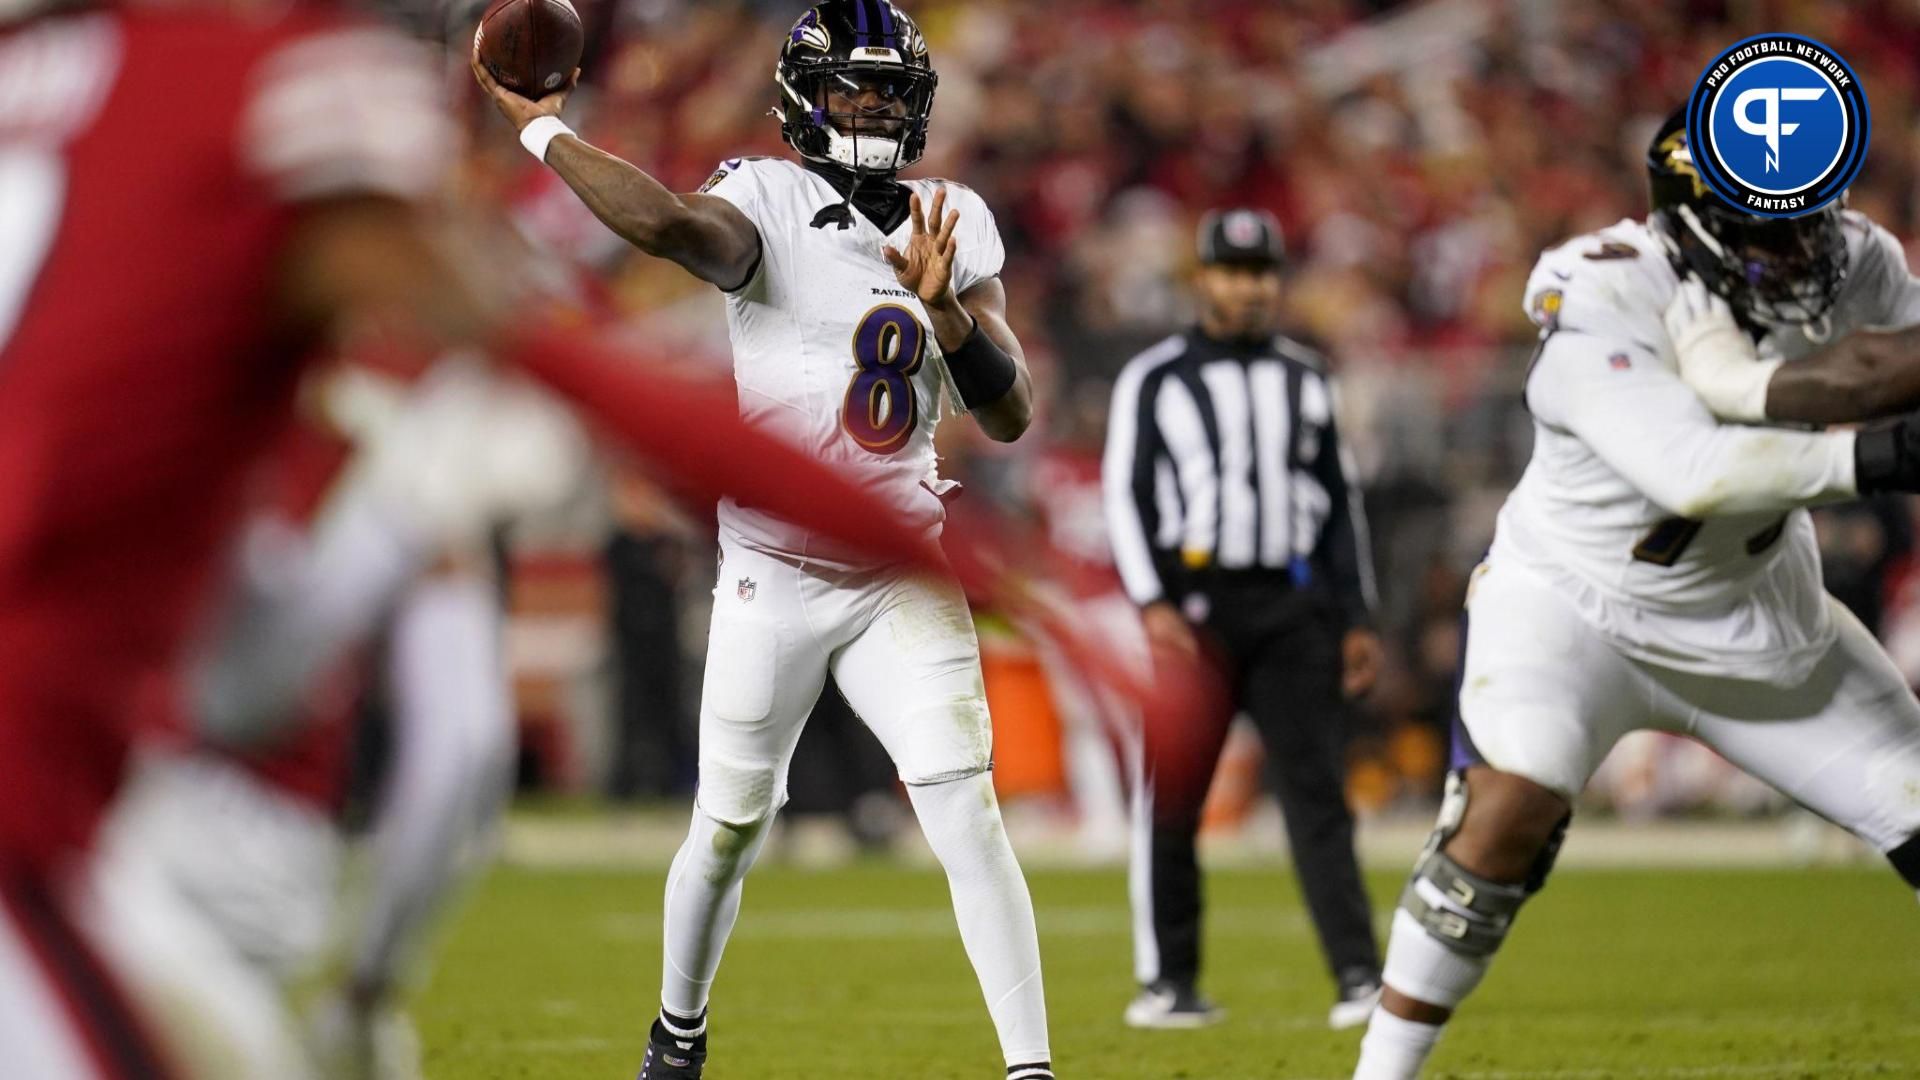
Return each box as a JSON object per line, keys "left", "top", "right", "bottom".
{"left": 0, "top": 7, "right": 449, "bottom": 879}
{"left": 1029, "top": 444, "right": 1125, "bottom": 599}
{"left": 190, "top": 411, "right": 366, "bottom": 814}
{"left": 0, "top": 11, "right": 447, "bottom": 1075}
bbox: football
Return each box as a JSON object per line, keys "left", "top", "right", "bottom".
{"left": 475, "top": 0, "right": 584, "bottom": 100}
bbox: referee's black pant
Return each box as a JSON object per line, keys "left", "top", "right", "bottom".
{"left": 1130, "top": 585, "right": 1379, "bottom": 992}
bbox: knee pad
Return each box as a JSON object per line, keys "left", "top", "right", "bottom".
{"left": 700, "top": 813, "right": 768, "bottom": 869}
{"left": 1890, "top": 834, "right": 1920, "bottom": 890}
{"left": 695, "top": 756, "right": 781, "bottom": 828}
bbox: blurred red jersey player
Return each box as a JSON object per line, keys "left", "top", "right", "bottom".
{"left": 0, "top": 0, "right": 959, "bottom": 1069}
{"left": 0, "top": 2, "right": 456, "bottom": 1073}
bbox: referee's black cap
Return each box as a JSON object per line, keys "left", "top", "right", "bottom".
{"left": 1196, "top": 208, "right": 1285, "bottom": 268}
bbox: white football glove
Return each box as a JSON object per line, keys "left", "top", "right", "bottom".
{"left": 1662, "top": 275, "right": 1781, "bottom": 423}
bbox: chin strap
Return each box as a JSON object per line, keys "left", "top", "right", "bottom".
{"left": 810, "top": 166, "right": 867, "bottom": 230}
{"left": 807, "top": 161, "right": 913, "bottom": 232}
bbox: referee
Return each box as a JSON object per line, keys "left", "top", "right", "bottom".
{"left": 1103, "top": 208, "right": 1383, "bottom": 1031}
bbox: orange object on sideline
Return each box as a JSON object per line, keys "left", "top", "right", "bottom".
{"left": 981, "top": 635, "right": 1066, "bottom": 799}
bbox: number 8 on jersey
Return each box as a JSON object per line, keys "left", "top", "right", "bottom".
{"left": 842, "top": 304, "right": 926, "bottom": 455}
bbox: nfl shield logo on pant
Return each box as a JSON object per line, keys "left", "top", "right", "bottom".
{"left": 736, "top": 577, "right": 756, "bottom": 602}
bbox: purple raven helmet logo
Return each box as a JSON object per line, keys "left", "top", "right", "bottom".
{"left": 900, "top": 14, "right": 927, "bottom": 58}
{"left": 790, "top": 7, "right": 831, "bottom": 52}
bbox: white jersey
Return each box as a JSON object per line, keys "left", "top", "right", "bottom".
{"left": 1493, "top": 212, "right": 1920, "bottom": 684}
{"left": 699, "top": 156, "right": 1006, "bottom": 566}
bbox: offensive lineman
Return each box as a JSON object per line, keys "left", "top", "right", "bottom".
{"left": 1352, "top": 110, "right": 1920, "bottom": 1078}
{"left": 471, "top": 3, "right": 1052, "bottom": 1077}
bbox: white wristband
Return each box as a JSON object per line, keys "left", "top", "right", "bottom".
{"left": 519, "top": 116, "right": 574, "bottom": 163}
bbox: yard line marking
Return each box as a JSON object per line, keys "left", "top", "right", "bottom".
{"left": 1298, "top": 1063, "right": 1903, "bottom": 1080}
{"left": 498, "top": 1037, "right": 616, "bottom": 1054}
{"left": 594, "top": 905, "right": 1312, "bottom": 942}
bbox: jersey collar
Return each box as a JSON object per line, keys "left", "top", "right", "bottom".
{"left": 803, "top": 159, "right": 912, "bottom": 234}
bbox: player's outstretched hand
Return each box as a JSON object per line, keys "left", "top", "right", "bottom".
{"left": 471, "top": 39, "right": 576, "bottom": 131}
{"left": 883, "top": 188, "right": 960, "bottom": 307}
{"left": 1664, "top": 274, "right": 1746, "bottom": 357}
{"left": 1666, "top": 274, "right": 1778, "bottom": 423}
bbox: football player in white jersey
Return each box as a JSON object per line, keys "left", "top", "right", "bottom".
{"left": 1352, "top": 110, "right": 1920, "bottom": 1079}
{"left": 472, "top": 3, "right": 1053, "bottom": 1078}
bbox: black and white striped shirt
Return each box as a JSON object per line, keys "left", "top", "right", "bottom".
{"left": 1101, "top": 329, "right": 1377, "bottom": 622}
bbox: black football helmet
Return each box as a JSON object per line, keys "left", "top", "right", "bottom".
{"left": 1647, "top": 107, "right": 1847, "bottom": 331}
{"left": 775, "top": 1, "right": 936, "bottom": 175}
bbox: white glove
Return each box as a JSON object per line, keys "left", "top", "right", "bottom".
{"left": 1663, "top": 275, "right": 1781, "bottom": 423}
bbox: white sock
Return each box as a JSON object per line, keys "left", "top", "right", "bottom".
{"left": 1353, "top": 1006, "right": 1444, "bottom": 1080}
{"left": 1354, "top": 904, "right": 1496, "bottom": 1080}
{"left": 1379, "top": 908, "right": 1490, "bottom": 1008}
{"left": 351, "top": 575, "right": 513, "bottom": 994}
{"left": 906, "top": 773, "right": 1050, "bottom": 1068}
{"left": 659, "top": 808, "right": 773, "bottom": 1018}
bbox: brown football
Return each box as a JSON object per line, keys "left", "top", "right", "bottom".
{"left": 476, "top": 0, "right": 584, "bottom": 100}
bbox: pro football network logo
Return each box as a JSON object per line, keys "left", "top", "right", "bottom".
{"left": 1686, "top": 33, "right": 1868, "bottom": 217}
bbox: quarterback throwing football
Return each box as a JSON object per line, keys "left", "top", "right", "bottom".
{"left": 1353, "top": 110, "right": 1920, "bottom": 1078}
{"left": 474, "top": 3, "right": 1051, "bottom": 1078}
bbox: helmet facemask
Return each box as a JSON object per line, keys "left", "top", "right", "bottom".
{"left": 1667, "top": 201, "right": 1848, "bottom": 330}
{"left": 1646, "top": 107, "right": 1850, "bottom": 336}
{"left": 779, "top": 60, "right": 934, "bottom": 173}
{"left": 775, "top": 2, "right": 937, "bottom": 178}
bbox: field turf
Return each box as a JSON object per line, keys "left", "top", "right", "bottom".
{"left": 418, "top": 863, "right": 1920, "bottom": 1079}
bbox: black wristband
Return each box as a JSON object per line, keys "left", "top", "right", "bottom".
{"left": 1855, "top": 423, "right": 1906, "bottom": 493}
{"left": 946, "top": 319, "right": 1018, "bottom": 410}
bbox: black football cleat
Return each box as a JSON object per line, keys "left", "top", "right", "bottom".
{"left": 639, "top": 1014, "right": 706, "bottom": 1079}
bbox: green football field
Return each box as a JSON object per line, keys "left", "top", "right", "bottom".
{"left": 417, "top": 863, "right": 1920, "bottom": 1079}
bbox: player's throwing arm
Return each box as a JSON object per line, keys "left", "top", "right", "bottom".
{"left": 471, "top": 46, "right": 760, "bottom": 291}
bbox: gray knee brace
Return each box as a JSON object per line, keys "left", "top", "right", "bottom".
{"left": 1400, "top": 770, "right": 1571, "bottom": 956}
{"left": 1400, "top": 849, "right": 1529, "bottom": 957}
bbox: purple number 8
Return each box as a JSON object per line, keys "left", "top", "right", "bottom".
{"left": 841, "top": 304, "right": 926, "bottom": 455}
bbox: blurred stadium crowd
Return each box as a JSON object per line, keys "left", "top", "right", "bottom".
{"left": 469, "top": 0, "right": 1920, "bottom": 829}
